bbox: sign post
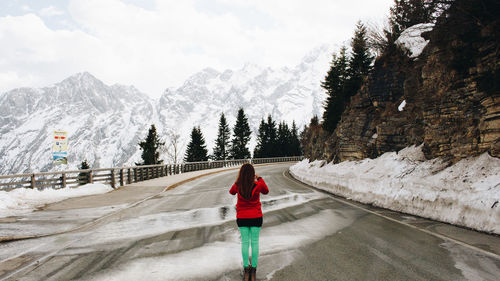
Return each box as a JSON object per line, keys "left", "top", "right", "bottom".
{"left": 53, "top": 130, "right": 68, "bottom": 165}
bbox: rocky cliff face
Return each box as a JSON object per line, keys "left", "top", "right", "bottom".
{"left": 325, "top": 0, "right": 499, "bottom": 163}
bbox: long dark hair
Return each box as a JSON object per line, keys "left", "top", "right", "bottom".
{"left": 236, "top": 163, "right": 255, "bottom": 199}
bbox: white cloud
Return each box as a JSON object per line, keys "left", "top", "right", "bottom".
{"left": 0, "top": 0, "right": 393, "bottom": 97}
{"left": 21, "top": 5, "right": 32, "bottom": 12}
{"left": 39, "top": 6, "right": 65, "bottom": 17}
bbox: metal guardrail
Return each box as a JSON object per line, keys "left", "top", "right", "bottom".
{"left": 0, "top": 156, "right": 303, "bottom": 190}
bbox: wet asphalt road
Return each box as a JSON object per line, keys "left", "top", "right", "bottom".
{"left": 0, "top": 163, "right": 499, "bottom": 281}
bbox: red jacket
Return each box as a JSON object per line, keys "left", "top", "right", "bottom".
{"left": 229, "top": 177, "right": 269, "bottom": 219}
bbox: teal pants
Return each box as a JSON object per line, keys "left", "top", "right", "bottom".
{"left": 239, "top": 226, "right": 261, "bottom": 267}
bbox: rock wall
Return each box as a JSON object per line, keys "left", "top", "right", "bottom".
{"left": 327, "top": 0, "right": 500, "bottom": 163}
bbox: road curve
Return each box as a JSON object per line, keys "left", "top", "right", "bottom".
{"left": 0, "top": 163, "right": 499, "bottom": 281}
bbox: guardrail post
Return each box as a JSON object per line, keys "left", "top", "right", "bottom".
{"left": 128, "top": 168, "right": 132, "bottom": 184}
{"left": 61, "top": 173, "right": 66, "bottom": 188}
{"left": 30, "top": 174, "right": 36, "bottom": 188}
{"left": 88, "top": 170, "right": 93, "bottom": 184}
{"left": 120, "top": 169, "right": 124, "bottom": 186}
{"left": 111, "top": 169, "right": 116, "bottom": 188}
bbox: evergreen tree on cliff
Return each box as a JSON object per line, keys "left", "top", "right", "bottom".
{"left": 212, "top": 113, "right": 231, "bottom": 160}
{"left": 322, "top": 46, "right": 348, "bottom": 132}
{"left": 383, "top": 0, "right": 450, "bottom": 46}
{"left": 137, "top": 124, "right": 164, "bottom": 165}
{"left": 184, "top": 127, "right": 208, "bottom": 162}
{"left": 230, "top": 108, "right": 252, "bottom": 159}
{"left": 389, "top": 0, "right": 440, "bottom": 37}
{"left": 345, "top": 21, "right": 373, "bottom": 99}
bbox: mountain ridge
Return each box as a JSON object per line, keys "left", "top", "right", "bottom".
{"left": 0, "top": 44, "right": 333, "bottom": 175}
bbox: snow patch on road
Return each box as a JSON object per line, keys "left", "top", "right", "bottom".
{"left": 0, "top": 184, "right": 114, "bottom": 218}
{"left": 80, "top": 209, "right": 354, "bottom": 281}
{"left": 289, "top": 145, "right": 500, "bottom": 234}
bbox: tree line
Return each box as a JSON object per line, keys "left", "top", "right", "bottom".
{"left": 132, "top": 108, "right": 301, "bottom": 165}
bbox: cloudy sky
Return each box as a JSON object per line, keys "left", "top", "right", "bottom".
{"left": 0, "top": 0, "right": 393, "bottom": 97}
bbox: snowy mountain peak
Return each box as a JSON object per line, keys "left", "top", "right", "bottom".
{"left": 241, "top": 62, "right": 263, "bottom": 74}
{"left": 300, "top": 44, "right": 332, "bottom": 64}
{"left": 58, "top": 71, "right": 103, "bottom": 87}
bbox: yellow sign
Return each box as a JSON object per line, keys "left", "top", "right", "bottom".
{"left": 53, "top": 130, "right": 68, "bottom": 165}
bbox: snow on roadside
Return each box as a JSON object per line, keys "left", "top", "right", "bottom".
{"left": 289, "top": 145, "right": 500, "bottom": 234}
{"left": 395, "top": 23, "right": 434, "bottom": 58}
{"left": 0, "top": 184, "right": 114, "bottom": 218}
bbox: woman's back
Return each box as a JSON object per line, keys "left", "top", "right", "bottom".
{"left": 230, "top": 177, "right": 269, "bottom": 218}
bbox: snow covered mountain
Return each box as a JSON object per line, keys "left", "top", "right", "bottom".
{"left": 159, "top": 44, "right": 331, "bottom": 154}
{"left": 0, "top": 72, "right": 156, "bottom": 175}
{"left": 0, "top": 45, "right": 332, "bottom": 175}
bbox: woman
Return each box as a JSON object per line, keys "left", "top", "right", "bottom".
{"left": 229, "top": 163, "right": 269, "bottom": 281}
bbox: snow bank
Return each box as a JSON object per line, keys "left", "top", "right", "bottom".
{"left": 395, "top": 23, "right": 434, "bottom": 58}
{"left": 0, "top": 184, "right": 114, "bottom": 218}
{"left": 290, "top": 145, "right": 500, "bottom": 234}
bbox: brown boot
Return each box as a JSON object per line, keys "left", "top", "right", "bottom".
{"left": 249, "top": 267, "right": 256, "bottom": 281}
{"left": 243, "top": 266, "right": 251, "bottom": 281}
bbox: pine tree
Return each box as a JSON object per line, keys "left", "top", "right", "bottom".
{"left": 184, "top": 127, "right": 208, "bottom": 162}
{"left": 78, "top": 160, "right": 90, "bottom": 185}
{"left": 322, "top": 46, "right": 348, "bottom": 133}
{"left": 137, "top": 124, "right": 164, "bottom": 165}
{"left": 212, "top": 113, "right": 231, "bottom": 160}
{"left": 253, "top": 118, "right": 267, "bottom": 158}
{"left": 289, "top": 121, "right": 302, "bottom": 156}
{"left": 277, "top": 121, "right": 291, "bottom": 156}
{"left": 345, "top": 21, "right": 373, "bottom": 100}
{"left": 384, "top": 0, "right": 450, "bottom": 45}
{"left": 230, "top": 108, "right": 252, "bottom": 159}
{"left": 264, "top": 115, "right": 278, "bottom": 157}
{"left": 389, "top": 0, "right": 437, "bottom": 38}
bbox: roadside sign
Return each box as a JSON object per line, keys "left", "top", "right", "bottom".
{"left": 53, "top": 130, "right": 68, "bottom": 165}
